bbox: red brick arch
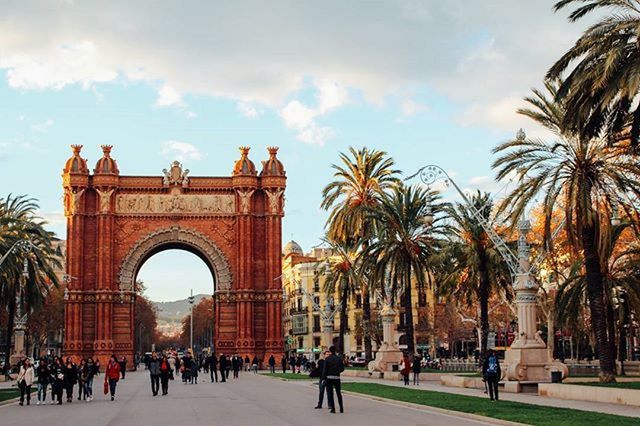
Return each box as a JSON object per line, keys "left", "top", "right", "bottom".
{"left": 61, "top": 145, "right": 285, "bottom": 366}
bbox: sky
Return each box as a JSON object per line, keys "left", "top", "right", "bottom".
{"left": 0, "top": 1, "right": 592, "bottom": 301}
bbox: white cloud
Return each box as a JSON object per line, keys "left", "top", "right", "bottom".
{"left": 32, "top": 118, "right": 54, "bottom": 133}
{"left": 237, "top": 101, "right": 261, "bottom": 118}
{"left": 401, "top": 99, "right": 427, "bottom": 116}
{"left": 0, "top": 2, "right": 591, "bottom": 134}
{"left": 0, "top": 142, "right": 8, "bottom": 161}
{"left": 279, "top": 79, "right": 347, "bottom": 145}
{"left": 38, "top": 210, "right": 66, "bottom": 227}
{"left": 155, "top": 84, "right": 184, "bottom": 108}
{"left": 161, "top": 140, "right": 204, "bottom": 162}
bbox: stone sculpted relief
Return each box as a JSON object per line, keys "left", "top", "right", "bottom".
{"left": 266, "top": 189, "right": 283, "bottom": 215}
{"left": 237, "top": 189, "right": 255, "bottom": 214}
{"left": 115, "top": 194, "right": 235, "bottom": 215}
{"left": 65, "top": 188, "right": 86, "bottom": 215}
{"left": 95, "top": 188, "right": 115, "bottom": 213}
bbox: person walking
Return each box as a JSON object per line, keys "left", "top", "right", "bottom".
{"left": 231, "top": 355, "right": 240, "bottom": 379}
{"left": 251, "top": 356, "right": 259, "bottom": 374}
{"left": 268, "top": 355, "right": 276, "bottom": 374}
{"left": 243, "top": 355, "right": 249, "bottom": 372}
{"left": 119, "top": 356, "right": 127, "bottom": 380}
{"left": 168, "top": 353, "right": 176, "bottom": 379}
{"left": 295, "top": 355, "right": 302, "bottom": 374}
{"left": 219, "top": 354, "right": 228, "bottom": 382}
{"left": 63, "top": 357, "right": 77, "bottom": 403}
{"left": 83, "top": 357, "right": 96, "bottom": 402}
{"left": 280, "top": 355, "right": 287, "bottom": 374}
{"left": 400, "top": 353, "right": 410, "bottom": 386}
{"left": 191, "top": 356, "right": 199, "bottom": 384}
{"left": 312, "top": 350, "right": 328, "bottom": 409}
{"left": 94, "top": 359, "right": 101, "bottom": 377}
{"left": 149, "top": 352, "right": 161, "bottom": 396}
{"left": 77, "top": 359, "right": 86, "bottom": 401}
{"left": 50, "top": 357, "right": 64, "bottom": 405}
{"left": 322, "top": 346, "right": 344, "bottom": 414}
{"left": 105, "top": 355, "right": 121, "bottom": 401}
{"left": 208, "top": 353, "right": 218, "bottom": 383}
{"left": 35, "top": 359, "right": 50, "bottom": 405}
{"left": 482, "top": 349, "right": 501, "bottom": 401}
{"left": 17, "top": 358, "right": 35, "bottom": 406}
{"left": 160, "top": 355, "right": 171, "bottom": 395}
{"left": 412, "top": 354, "right": 421, "bottom": 385}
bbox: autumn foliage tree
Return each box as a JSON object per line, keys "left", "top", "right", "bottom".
{"left": 134, "top": 280, "right": 159, "bottom": 352}
{"left": 27, "top": 285, "right": 65, "bottom": 355}
{"left": 180, "top": 297, "right": 214, "bottom": 349}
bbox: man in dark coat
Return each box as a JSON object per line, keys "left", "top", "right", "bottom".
{"left": 148, "top": 352, "right": 161, "bottom": 396}
{"left": 482, "top": 349, "right": 501, "bottom": 401}
{"left": 219, "top": 354, "right": 228, "bottom": 383}
{"left": 322, "top": 346, "right": 344, "bottom": 413}
{"left": 268, "top": 355, "right": 276, "bottom": 374}
{"left": 63, "top": 357, "right": 77, "bottom": 403}
{"left": 280, "top": 355, "right": 287, "bottom": 374}
{"left": 207, "top": 353, "right": 218, "bottom": 383}
{"left": 119, "top": 356, "right": 127, "bottom": 379}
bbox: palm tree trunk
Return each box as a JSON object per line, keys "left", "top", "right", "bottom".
{"left": 582, "top": 223, "right": 617, "bottom": 382}
{"left": 3, "top": 296, "right": 16, "bottom": 375}
{"left": 403, "top": 269, "right": 415, "bottom": 354}
{"left": 618, "top": 292, "right": 629, "bottom": 376}
{"left": 339, "top": 285, "right": 349, "bottom": 354}
{"left": 362, "top": 286, "right": 372, "bottom": 361}
{"left": 478, "top": 251, "right": 490, "bottom": 361}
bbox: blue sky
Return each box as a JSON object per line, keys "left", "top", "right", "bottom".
{"left": 0, "top": 1, "right": 589, "bottom": 301}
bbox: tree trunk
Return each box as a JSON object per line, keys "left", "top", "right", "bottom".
{"left": 403, "top": 269, "right": 415, "bottom": 354}
{"left": 338, "top": 284, "right": 349, "bottom": 354}
{"left": 547, "top": 311, "right": 555, "bottom": 360}
{"left": 619, "top": 292, "right": 629, "bottom": 376}
{"left": 3, "top": 296, "right": 16, "bottom": 375}
{"left": 477, "top": 250, "right": 490, "bottom": 361}
{"left": 362, "top": 286, "right": 372, "bottom": 362}
{"left": 582, "top": 223, "right": 617, "bottom": 382}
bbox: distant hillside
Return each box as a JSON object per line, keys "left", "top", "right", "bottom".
{"left": 153, "top": 294, "right": 209, "bottom": 322}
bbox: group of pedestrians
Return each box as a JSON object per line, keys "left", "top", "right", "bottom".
{"left": 400, "top": 353, "right": 424, "bottom": 386}
{"left": 13, "top": 354, "right": 125, "bottom": 407}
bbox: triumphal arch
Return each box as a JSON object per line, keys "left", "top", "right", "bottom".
{"left": 61, "top": 145, "right": 285, "bottom": 364}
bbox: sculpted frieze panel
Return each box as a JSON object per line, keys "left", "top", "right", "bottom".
{"left": 115, "top": 193, "right": 235, "bottom": 215}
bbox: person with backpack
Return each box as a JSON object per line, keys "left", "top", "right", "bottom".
{"left": 411, "top": 354, "right": 421, "bottom": 385}
{"left": 482, "top": 349, "right": 501, "bottom": 401}
{"left": 83, "top": 357, "right": 97, "bottom": 402}
{"left": 311, "top": 350, "right": 328, "bottom": 409}
{"left": 159, "top": 354, "right": 172, "bottom": 395}
{"left": 149, "top": 352, "right": 161, "bottom": 395}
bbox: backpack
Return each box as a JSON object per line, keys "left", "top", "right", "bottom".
{"left": 487, "top": 356, "right": 498, "bottom": 374}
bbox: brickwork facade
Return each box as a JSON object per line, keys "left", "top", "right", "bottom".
{"left": 62, "top": 145, "right": 285, "bottom": 365}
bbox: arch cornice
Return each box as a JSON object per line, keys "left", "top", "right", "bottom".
{"left": 118, "top": 225, "right": 232, "bottom": 292}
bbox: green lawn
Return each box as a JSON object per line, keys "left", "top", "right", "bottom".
{"left": 264, "top": 373, "right": 314, "bottom": 380}
{"left": 341, "top": 382, "right": 639, "bottom": 426}
{"left": 0, "top": 387, "right": 36, "bottom": 402}
{"left": 576, "top": 381, "right": 640, "bottom": 390}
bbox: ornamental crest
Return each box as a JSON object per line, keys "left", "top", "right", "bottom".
{"left": 162, "top": 161, "right": 190, "bottom": 188}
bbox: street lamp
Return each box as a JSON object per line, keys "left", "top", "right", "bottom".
{"left": 406, "top": 162, "right": 568, "bottom": 383}
{"left": 188, "top": 289, "right": 195, "bottom": 353}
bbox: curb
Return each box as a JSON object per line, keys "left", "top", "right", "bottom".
{"left": 341, "top": 390, "right": 527, "bottom": 426}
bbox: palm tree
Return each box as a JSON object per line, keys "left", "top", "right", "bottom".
{"left": 492, "top": 80, "right": 640, "bottom": 382}
{"left": 321, "top": 147, "right": 400, "bottom": 361}
{"left": 0, "top": 194, "right": 61, "bottom": 372}
{"left": 321, "top": 238, "right": 362, "bottom": 354}
{"left": 363, "top": 184, "right": 445, "bottom": 354}
{"left": 437, "top": 191, "right": 512, "bottom": 360}
{"left": 556, "top": 222, "right": 640, "bottom": 373}
{"left": 548, "top": 0, "right": 640, "bottom": 148}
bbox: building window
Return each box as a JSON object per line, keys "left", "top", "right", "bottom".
{"left": 418, "top": 291, "right": 427, "bottom": 307}
{"left": 313, "top": 315, "right": 321, "bottom": 332}
{"left": 355, "top": 295, "right": 362, "bottom": 309}
{"left": 356, "top": 336, "right": 362, "bottom": 349}
{"left": 313, "top": 296, "right": 320, "bottom": 310}
{"left": 313, "top": 337, "right": 321, "bottom": 348}
{"left": 297, "top": 298, "right": 303, "bottom": 311}
{"left": 298, "top": 337, "right": 304, "bottom": 349}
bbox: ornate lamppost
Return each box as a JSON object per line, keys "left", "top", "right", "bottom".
{"left": 407, "top": 164, "right": 568, "bottom": 385}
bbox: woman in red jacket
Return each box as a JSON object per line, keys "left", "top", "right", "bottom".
{"left": 400, "top": 353, "right": 411, "bottom": 386}
{"left": 105, "top": 355, "right": 121, "bottom": 401}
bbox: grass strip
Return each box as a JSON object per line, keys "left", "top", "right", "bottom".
{"left": 341, "top": 382, "right": 639, "bottom": 426}
{"left": 573, "top": 381, "right": 640, "bottom": 390}
{"left": 0, "top": 388, "right": 36, "bottom": 403}
{"left": 264, "top": 373, "right": 314, "bottom": 380}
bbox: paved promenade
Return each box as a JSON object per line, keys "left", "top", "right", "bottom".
{"left": 0, "top": 371, "right": 495, "bottom": 426}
